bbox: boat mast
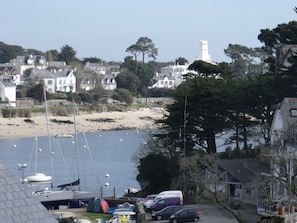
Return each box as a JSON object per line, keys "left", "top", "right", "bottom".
{"left": 34, "top": 137, "right": 38, "bottom": 173}
{"left": 44, "top": 89, "right": 54, "bottom": 189}
{"left": 73, "top": 99, "right": 81, "bottom": 190}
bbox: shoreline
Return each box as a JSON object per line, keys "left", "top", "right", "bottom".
{"left": 0, "top": 108, "right": 165, "bottom": 139}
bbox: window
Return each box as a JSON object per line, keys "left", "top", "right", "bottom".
{"left": 291, "top": 109, "right": 297, "bottom": 117}
{"left": 48, "top": 80, "right": 52, "bottom": 85}
{"left": 59, "top": 80, "right": 62, "bottom": 85}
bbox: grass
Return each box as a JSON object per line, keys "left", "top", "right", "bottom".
{"left": 82, "top": 213, "right": 112, "bottom": 223}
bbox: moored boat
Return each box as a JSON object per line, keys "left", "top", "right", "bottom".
{"left": 26, "top": 173, "right": 52, "bottom": 183}
{"left": 55, "top": 134, "right": 73, "bottom": 138}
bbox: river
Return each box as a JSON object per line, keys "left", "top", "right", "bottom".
{"left": 0, "top": 129, "right": 149, "bottom": 198}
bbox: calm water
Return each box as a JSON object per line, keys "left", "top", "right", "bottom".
{"left": 0, "top": 129, "right": 149, "bottom": 197}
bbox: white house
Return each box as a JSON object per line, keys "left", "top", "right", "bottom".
{"left": 100, "top": 73, "right": 117, "bottom": 90}
{"left": 84, "top": 62, "right": 106, "bottom": 74}
{"left": 55, "top": 70, "right": 76, "bottom": 93}
{"left": 30, "top": 70, "right": 76, "bottom": 93}
{"left": 80, "top": 72, "right": 117, "bottom": 91}
{"left": 149, "top": 63, "right": 189, "bottom": 89}
{"left": 0, "top": 77, "right": 16, "bottom": 107}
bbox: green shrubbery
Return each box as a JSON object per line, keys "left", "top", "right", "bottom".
{"left": 1, "top": 104, "right": 132, "bottom": 118}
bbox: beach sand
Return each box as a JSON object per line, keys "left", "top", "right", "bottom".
{"left": 0, "top": 108, "right": 165, "bottom": 139}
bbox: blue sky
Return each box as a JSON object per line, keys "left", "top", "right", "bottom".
{"left": 1, "top": 1, "right": 296, "bottom": 63}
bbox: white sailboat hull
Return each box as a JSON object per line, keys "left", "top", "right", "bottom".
{"left": 26, "top": 173, "right": 52, "bottom": 183}
{"left": 33, "top": 190, "right": 73, "bottom": 202}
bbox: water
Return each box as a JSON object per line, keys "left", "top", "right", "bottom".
{"left": 0, "top": 129, "right": 149, "bottom": 198}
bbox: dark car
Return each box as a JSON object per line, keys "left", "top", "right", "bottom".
{"left": 169, "top": 207, "right": 200, "bottom": 223}
{"left": 151, "top": 205, "right": 184, "bottom": 220}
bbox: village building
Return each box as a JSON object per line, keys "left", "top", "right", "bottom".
{"left": 10, "top": 55, "right": 47, "bottom": 74}
{"left": 30, "top": 69, "right": 76, "bottom": 93}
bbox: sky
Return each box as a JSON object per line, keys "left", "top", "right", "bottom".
{"left": 1, "top": 1, "right": 297, "bottom": 63}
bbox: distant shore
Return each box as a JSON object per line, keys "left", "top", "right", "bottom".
{"left": 0, "top": 108, "right": 165, "bottom": 139}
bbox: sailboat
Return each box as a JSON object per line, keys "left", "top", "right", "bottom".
{"left": 25, "top": 137, "right": 52, "bottom": 183}
{"left": 29, "top": 90, "right": 73, "bottom": 206}
{"left": 70, "top": 100, "right": 101, "bottom": 203}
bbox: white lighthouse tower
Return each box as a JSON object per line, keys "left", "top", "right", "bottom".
{"left": 200, "top": 40, "right": 211, "bottom": 62}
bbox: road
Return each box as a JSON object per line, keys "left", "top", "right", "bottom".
{"left": 145, "top": 203, "right": 261, "bottom": 223}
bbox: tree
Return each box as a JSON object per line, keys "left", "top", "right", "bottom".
{"left": 188, "top": 60, "right": 223, "bottom": 78}
{"left": 112, "top": 88, "right": 133, "bottom": 106}
{"left": 224, "top": 44, "right": 265, "bottom": 78}
{"left": 136, "top": 153, "right": 178, "bottom": 193}
{"left": 175, "top": 57, "right": 188, "bottom": 65}
{"left": 258, "top": 21, "right": 297, "bottom": 72}
{"left": 136, "top": 37, "right": 158, "bottom": 63}
{"left": 46, "top": 50, "right": 59, "bottom": 61}
{"left": 115, "top": 70, "right": 140, "bottom": 94}
{"left": 58, "top": 45, "right": 77, "bottom": 64}
{"left": 135, "top": 63, "right": 155, "bottom": 91}
{"left": 0, "top": 41, "right": 25, "bottom": 63}
{"left": 162, "top": 78, "right": 231, "bottom": 154}
{"left": 25, "top": 48, "right": 44, "bottom": 56}
{"left": 26, "top": 83, "right": 45, "bottom": 104}
{"left": 126, "top": 37, "right": 158, "bottom": 63}
{"left": 126, "top": 44, "right": 141, "bottom": 62}
{"left": 82, "top": 57, "right": 103, "bottom": 64}
{"left": 162, "top": 69, "right": 286, "bottom": 154}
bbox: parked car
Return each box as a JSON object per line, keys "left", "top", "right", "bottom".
{"left": 149, "top": 197, "right": 182, "bottom": 212}
{"left": 151, "top": 205, "right": 184, "bottom": 220}
{"left": 169, "top": 207, "right": 200, "bottom": 223}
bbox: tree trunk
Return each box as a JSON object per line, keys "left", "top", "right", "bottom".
{"left": 206, "top": 128, "right": 217, "bottom": 153}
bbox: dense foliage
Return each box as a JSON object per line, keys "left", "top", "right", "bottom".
{"left": 136, "top": 153, "right": 178, "bottom": 193}
{"left": 0, "top": 41, "right": 26, "bottom": 63}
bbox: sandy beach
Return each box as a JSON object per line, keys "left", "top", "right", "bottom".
{"left": 0, "top": 108, "right": 165, "bottom": 139}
